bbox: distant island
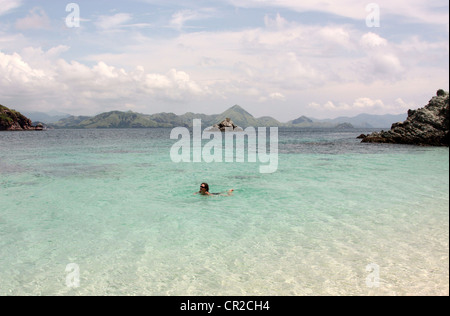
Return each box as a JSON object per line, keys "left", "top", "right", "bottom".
{"left": 46, "top": 105, "right": 324, "bottom": 129}
{"left": 2, "top": 103, "right": 410, "bottom": 131}
{"left": 45, "top": 105, "right": 406, "bottom": 130}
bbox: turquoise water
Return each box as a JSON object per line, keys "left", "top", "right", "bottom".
{"left": 0, "top": 129, "right": 448, "bottom": 296}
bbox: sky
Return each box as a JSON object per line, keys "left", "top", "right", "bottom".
{"left": 0, "top": 0, "right": 448, "bottom": 121}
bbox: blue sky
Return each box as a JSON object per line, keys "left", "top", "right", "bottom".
{"left": 0, "top": 0, "right": 448, "bottom": 120}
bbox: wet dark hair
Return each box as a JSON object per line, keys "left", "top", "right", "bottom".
{"left": 200, "top": 183, "right": 209, "bottom": 192}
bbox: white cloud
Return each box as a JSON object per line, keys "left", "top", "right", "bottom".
{"left": 360, "top": 32, "right": 388, "bottom": 48}
{"left": 395, "top": 98, "right": 416, "bottom": 111}
{"left": 353, "top": 97, "right": 385, "bottom": 109}
{"left": 21, "top": 45, "right": 69, "bottom": 62}
{"left": 356, "top": 33, "right": 407, "bottom": 82}
{"left": 264, "top": 13, "right": 289, "bottom": 29}
{"left": 260, "top": 92, "right": 286, "bottom": 102}
{"left": 0, "top": 51, "right": 44, "bottom": 82}
{"left": 0, "top": 48, "right": 209, "bottom": 114}
{"left": 0, "top": 32, "right": 27, "bottom": 51}
{"left": 95, "top": 13, "right": 133, "bottom": 30}
{"left": 78, "top": 11, "right": 447, "bottom": 102}
{"left": 269, "top": 92, "right": 286, "bottom": 100}
{"left": 372, "top": 53, "right": 403, "bottom": 75}
{"left": 170, "top": 8, "right": 216, "bottom": 30}
{"left": 319, "top": 27, "right": 352, "bottom": 48}
{"left": 307, "top": 96, "right": 415, "bottom": 116}
{"left": 15, "top": 7, "right": 50, "bottom": 30}
{"left": 170, "top": 10, "right": 197, "bottom": 30}
{"left": 0, "top": 51, "right": 52, "bottom": 102}
{"left": 0, "top": 0, "right": 22, "bottom": 16}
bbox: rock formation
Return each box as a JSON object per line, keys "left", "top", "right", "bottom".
{"left": 361, "top": 90, "right": 449, "bottom": 146}
{"left": 210, "top": 118, "right": 243, "bottom": 132}
{"left": 0, "top": 104, "right": 41, "bottom": 131}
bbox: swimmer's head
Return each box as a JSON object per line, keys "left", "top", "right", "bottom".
{"left": 200, "top": 183, "right": 209, "bottom": 193}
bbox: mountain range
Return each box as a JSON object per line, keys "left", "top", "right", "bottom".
{"left": 22, "top": 110, "right": 71, "bottom": 124}
{"left": 311, "top": 113, "right": 407, "bottom": 128}
{"left": 29, "top": 105, "right": 406, "bottom": 129}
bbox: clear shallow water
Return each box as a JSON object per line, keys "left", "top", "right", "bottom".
{"left": 0, "top": 128, "right": 448, "bottom": 296}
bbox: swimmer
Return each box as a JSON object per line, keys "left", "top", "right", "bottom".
{"left": 195, "top": 183, "right": 234, "bottom": 196}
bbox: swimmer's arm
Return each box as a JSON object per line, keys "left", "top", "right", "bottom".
{"left": 194, "top": 192, "right": 212, "bottom": 196}
{"left": 214, "top": 189, "right": 234, "bottom": 196}
{"left": 195, "top": 190, "right": 233, "bottom": 196}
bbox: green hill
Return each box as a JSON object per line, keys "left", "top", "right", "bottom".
{"left": 257, "top": 116, "right": 284, "bottom": 127}
{"left": 215, "top": 105, "right": 261, "bottom": 128}
{"left": 53, "top": 105, "right": 371, "bottom": 129}
{"left": 291, "top": 116, "right": 313, "bottom": 125}
{"left": 0, "top": 104, "right": 36, "bottom": 131}
{"left": 178, "top": 112, "right": 217, "bottom": 127}
{"left": 50, "top": 105, "right": 285, "bottom": 129}
{"left": 51, "top": 115, "right": 92, "bottom": 128}
{"left": 79, "top": 111, "right": 157, "bottom": 128}
{"left": 148, "top": 112, "right": 190, "bottom": 128}
{"left": 53, "top": 111, "right": 192, "bottom": 129}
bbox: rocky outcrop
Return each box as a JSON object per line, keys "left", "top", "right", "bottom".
{"left": 209, "top": 118, "right": 243, "bottom": 132}
{"left": 0, "top": 104, "right": 41, "bottom": 131}
{"left": 361, "top": 90, "right": 449, "bottom": 146}
{"left": 335, "top": 123, "right": 354, "bottom": 129}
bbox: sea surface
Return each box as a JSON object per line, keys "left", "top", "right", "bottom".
{"left": 0, "top": 128, "right": 448, "bottom": 296}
